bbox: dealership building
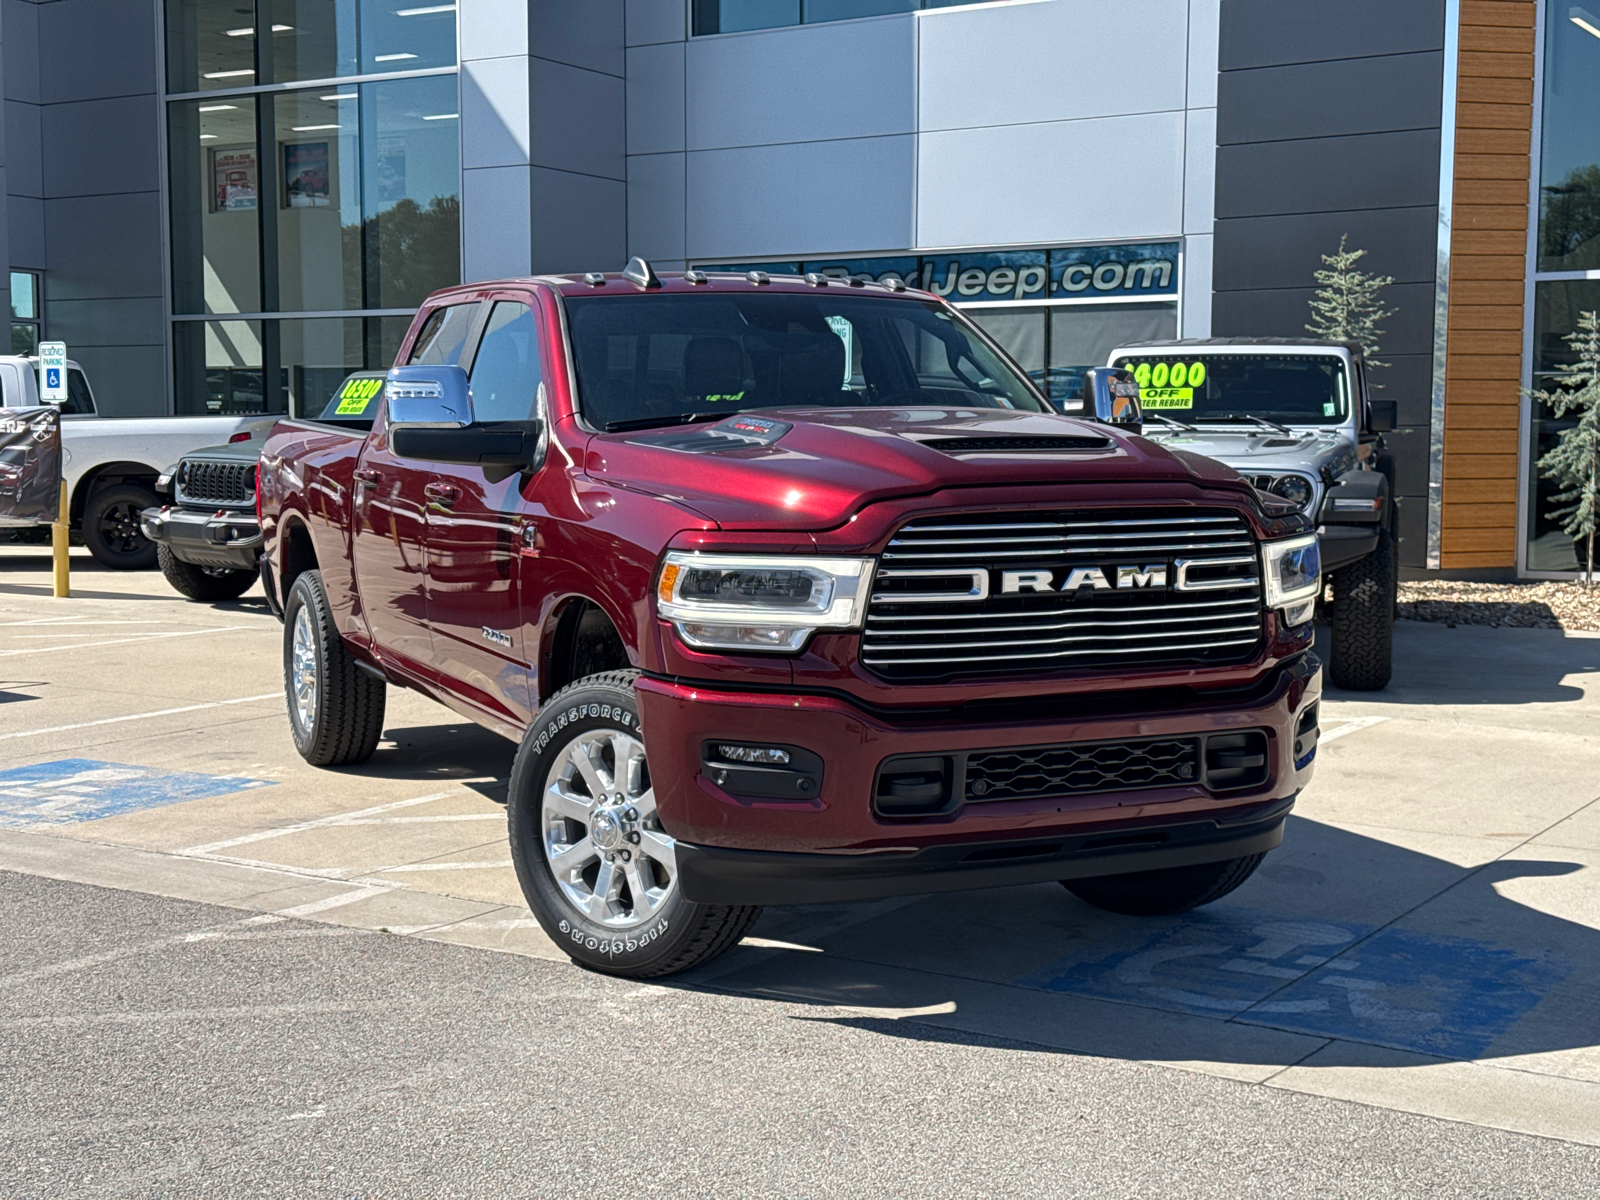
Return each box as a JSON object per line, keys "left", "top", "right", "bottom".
{"left": 0, "top": 0, "right": 1585, "bottom": 575}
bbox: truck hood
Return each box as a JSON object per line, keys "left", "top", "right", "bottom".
{"left": 580, "top": 407, "right": 1251, "bottom": 529}
{"left": 1142, "top": 426, "right": 1353, "bottom": 476}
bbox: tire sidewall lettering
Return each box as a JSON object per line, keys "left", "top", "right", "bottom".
{"left": 563, "top": 916, "right": 669, "bottom": 958}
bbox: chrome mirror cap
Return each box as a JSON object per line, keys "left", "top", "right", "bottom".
{"left": 385, "top": 364, "right": 473, "bottom": 428}
{"left": 1083, "top": 366, "right": 1142, "bottom": 430}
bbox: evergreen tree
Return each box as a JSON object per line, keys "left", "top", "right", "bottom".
{"left": 1305, "top": 235, "right": 1397, "bottom": 377}
{"left": 1532, "top": 310, "right": 1600, "bottom": 585}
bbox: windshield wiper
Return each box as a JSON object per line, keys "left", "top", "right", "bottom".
{"left": 1144, "top": 412, "right": 1196, "bottom": 432}
{"left": 1195, "top": 413, "right": 1294, "bottom": 436}
{"left": 604, "top": 411, "right": 730, "bottom": 434}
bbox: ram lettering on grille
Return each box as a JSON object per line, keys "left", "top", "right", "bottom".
{"left": 862, "top": 509, "right": 1264, "bottom": 679}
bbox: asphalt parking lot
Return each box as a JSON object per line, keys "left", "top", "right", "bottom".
{"left": 2, "top": 546, "right": 1599, "bottom": 1193}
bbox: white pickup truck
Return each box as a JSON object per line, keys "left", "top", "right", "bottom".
{"left": 0, "top": 356, "right": 276, "bottom": 568}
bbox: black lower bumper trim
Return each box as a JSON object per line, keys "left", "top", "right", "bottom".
{"left": 675, "top": 800, "right": 1294, "bottom": 906}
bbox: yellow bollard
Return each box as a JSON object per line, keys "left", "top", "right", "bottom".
{"left": 52, "top": 481, "right": 69, "bottom": 598}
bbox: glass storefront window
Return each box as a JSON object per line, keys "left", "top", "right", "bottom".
{"left": 175, "top": 319, "right": 264, "bottom": 414}
{"left": 1525, "top": 280, "right": 1600, "bottom": 571}
{"left": 265, "top": 0, "right": 358, "bottom": 83}
{"left": 165, "top": 0, "right": 258, "bottom": 93}
{"left": 360, "top": 75, "right": 461, "bottom": 309}
{"left": 1537, "top": 1, "right": 1600, "bottom": 271}
{"left": 1048, "top": 302, "right": 1179, "bottom": 410}
{"left": 273, "top": 89, "right": 363, "bottom": 311}
{"left": 169, "top": 96, "right": 263, "bottom": 315}
{"left": 359, "top": 0, "right": 457, "bottom": 73}
{"left": 692, "top": 0, "right": 1001, "bottom": 33}
{"left": 10, "top": 272, "right": 39, "bottom": 355}
{"left": 176, "top": 315, "right": 411, "bottom": 415}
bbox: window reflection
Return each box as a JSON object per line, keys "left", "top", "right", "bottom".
{"left": 360, "top": 0, "right": 457, "bottom": 73}
{"left": 169, "top": 96, "right": 262, "bottom": 315}
{"left": 265, "top": 0, "right": 358, "bottom": 83}
{"left": 175, "top": 320, "right": 265, "bottom": 414}
{"left": 1526, "top": 281, "right": 1600, "bottom": 570}
{"left": 693, "top": 0, "right": 992, "bottom": 34}
{"left": 273, "top": 90, "right": 362, "bottom": 311}
{"left": 360, "top": 75, "right": 461, "bottom": 308}
{"left": 1538, "top": 1, "right": 1600, "bottom": 271}
{"left": 165, "top": 0, "right": 257, "bottom": 92}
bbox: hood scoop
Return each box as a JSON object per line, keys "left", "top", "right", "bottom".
{"left": 918, "top": 434, "right": 1112, "bottom": 455}
{"left": 1259, "top": 436, "right": 1309, "bottom": 448}
{"left": 624, "top": 414, "right": 792, "bottom": 453}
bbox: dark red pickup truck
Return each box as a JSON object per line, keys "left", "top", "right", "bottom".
{"left": 258, "top": 260, "right": 1323, "bottom": 978}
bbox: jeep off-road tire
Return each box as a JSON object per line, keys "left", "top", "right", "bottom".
{"left": 508, "top": 670, "right": 760, "bottom": 978}
{"left": 283, "top": 570, "right": 386, "bottom": 766}
{"left": 82, "top": 483, "right": 160, "bottom": 570}
{"left": 157, "top": 545, "right": 258, "bottom": 602}
{"left": 1062, "top": 853, "right": 1267, "bottom": 916}
{"left": 1329, "top": 530, "right": 1396, "bottom": 692}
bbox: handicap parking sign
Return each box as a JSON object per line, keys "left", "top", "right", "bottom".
{"left": 45, "top": 368, "right": 59, "bottom": 388}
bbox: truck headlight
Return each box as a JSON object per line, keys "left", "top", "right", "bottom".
{"left": 657, "top": 552, "right": 874, "bottom": 652}
{"left": 1270, "top": 474, "right": 1314, "bottom": 511}
{"left": 1261, "top": 534, "right": 1321, "bottom": 627}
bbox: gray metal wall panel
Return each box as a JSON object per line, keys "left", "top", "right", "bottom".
{"left": 1217, "top": 51, "right": 1444, "bottom": 145}
{"left": 6, "top": 99, "right": 38, "bottom": 197}
{"left": 1184, "top": 106, "right": 1216, "bottom": 235}
{"left": 1217, "top": 0, "right": 1444, "bottom": 70}
{"left": 627, "top": 151, "right": 685, "bottom": 261}
{"left": 626, "top": 0, "right": 684, "bottom": 46}
{"left": 530, "top": 57, "right": 625, "bottom": 179}
{"left": 3, "top": 0, "right": 38, "bottom": 104}
{"left": 8, "top": 194, "right": 41, "bottom": 267}
{"left": 686, "top": 135, "right": 913, "bottom": 261}
{"left": 461, "top": 56, "right": 531, "bottom": 169}
{"left": 47, "top": 295, "right": 163, "bottom": 345}
{"left": 462, "top": 164, "right": 532, "bottom": 280}
{"left": 685, "top": 17, "right": 914, "bottom": 151}
{"left": 43, "top": 191, "right": 162, "bottom": 299}
{"left": 460, "top": 0, "right": 529, "bottom": 63}
{"left": 37, "top": 0, "right": 157, "bottom": 103}
{"left": 41, "top": 96, "right": 159, "bottom": 196}
{"left": 919, "top": 0, "right": 1186, "bottom": 132}
{"left": 529, "top": 166, "right": 626, "bottom": 273}
{"left": 626, "top": 41, "right": 684, "bottom": 155}
{"left": 1181, "top": 232, "right": 1213, "bottom": 337}
{"left": 1215, "top": 129, "right": 1440, "bottom": 219}
{"left": 70, "top": 345, "right": 165, "bottom": 416}
{"left": 1213, "top": 206, "right": 1438, "bottom": 291}
{"left": 1187, "top": 0, "right": 1220, "bottom": 109}
{"left": 918, "top": 112, "right": 1185, "bottom": 250}
{"left": 529, "top": 0, "right": 624, "bottom": 75}
{"left": 1212, "top": 280, "right": 1436, "bottom": 356}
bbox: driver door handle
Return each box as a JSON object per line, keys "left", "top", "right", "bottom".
{"left": 424, "top": 481, "right": 462, "bottom": 508}
{"left": 353, "top": 468, "right": 381, "bottom": 488}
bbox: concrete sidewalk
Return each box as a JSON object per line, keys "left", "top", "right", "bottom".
{"left": 1, "top": 546, "right": 1597, "bottom": 1149}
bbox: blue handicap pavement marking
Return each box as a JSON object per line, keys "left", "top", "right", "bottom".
{"left": 1019, "top": 906, "right": 1572, "bottom": 1060}
{"left": 0, "top": 759, "right": 273, "bottom": 827}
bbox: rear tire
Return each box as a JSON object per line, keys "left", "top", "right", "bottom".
{"left": 158, "top": 545, "right": 258, "bottom": 602}
{"left": 82, "top": 483, "right": 160, "bottom": 570}
{"left": 1329, "top": 531, "right": 1396, "bottom": 691}
{"left": 508, "top": 670, "right": 761, "bottom": 978}
{"left": 1063, "top": 854, "right": 1266, "bottom": 916}
{"left": 283, "top": 569, "right": 386, "bottom": 766}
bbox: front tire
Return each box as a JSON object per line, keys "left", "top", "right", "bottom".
{"left": 508, "top": 670, "right": 760, "bottom": 978}
{"left": 157, "top": 545, "right": 258, "bottom": 602}
{"left": 1329, "top": 531, "right": 1396, "bottom": 691}
{"left": 283, "top": 570, "right": 386, "bottom": 766}
{"left": 82, "top": 484, "right": 160, "bottom": 570}
{"left": 1063, "top": 853, "right": 1266, "bottom": 916}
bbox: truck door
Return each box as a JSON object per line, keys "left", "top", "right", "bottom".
{"left": 425, "top": 296, "right": 541, "bottom": 725}
{"left": 351, "top": 300, "right": 478, "bottom": 678}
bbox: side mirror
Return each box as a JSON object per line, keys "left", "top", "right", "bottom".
{"left": 384, "top": 364, "right": 473, "bottom": 428}
{"left": 1083, "top": 367, "right": 1142, "bottom": 433}
{"left": 1368, "top": 399, "right": 1396, "bottom": 434}
{"left": 386, "top": 364, "right": 542, "bottom": 478}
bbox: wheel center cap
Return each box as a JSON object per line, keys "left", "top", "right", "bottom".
{"left": 591, "top": 807, "right": 624, "bottom": 851}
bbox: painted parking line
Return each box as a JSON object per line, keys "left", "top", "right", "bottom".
{"left": 1320, "top": 716, "right": 1390, "bottom": 744}
{"left": 0, "top": 693, "right": 280, "bottom": 742}
{"left": 180, "top": 790, "right": 467, "bottom": 856}
{"left": 0, "top": 760, "right": 273, "bottom": 827}
{"left": 0, "top": 627, "right": 267, "bottom": 657}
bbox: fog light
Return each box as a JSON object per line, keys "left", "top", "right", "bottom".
{"left": 1281, "top": 597, "right": 1317, "bottom": 627}
{"left": 717, "top": 744, "right": 791, "bottom": 765}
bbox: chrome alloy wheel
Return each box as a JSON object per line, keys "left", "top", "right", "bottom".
{"left": 290, "top": 605, "right": 318, "bottom": 731}
{"left": 542, "top": 729, "right": 676, "bottom": 928}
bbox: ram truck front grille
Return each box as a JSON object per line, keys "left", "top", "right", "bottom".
{"left": 861, "top": 508, "right": 1265, "bottom": 680}
{"left": 176, "top": 460, "right": 255, "bottom": 507}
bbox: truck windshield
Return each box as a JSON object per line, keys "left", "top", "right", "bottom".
{"left": 564, "top": 292, "right": 1049, "bottom": 430}
{"left": 1110, "top": 353, "right": 1350, "bottom": 427}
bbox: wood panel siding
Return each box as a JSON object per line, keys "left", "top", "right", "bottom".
{"left": 1439, "top": 0, "right": 1536, "bottom": 568}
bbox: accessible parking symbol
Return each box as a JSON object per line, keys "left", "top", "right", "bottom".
{"left": 0, "top": 759, "right": 273, "bottom": 827}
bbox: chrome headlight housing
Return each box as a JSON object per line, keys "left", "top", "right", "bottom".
{"left": 1261, "top": 534, "right": 1321, "bottom": 627}
{"left": 1269, "top": 473, "right": 1316, "bottom": 511}
{"left": 656, "top": 552, "right": 874, "bottom": 652}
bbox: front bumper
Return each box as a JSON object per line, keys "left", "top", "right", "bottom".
{"left": 139, "top": 505, "right": 262, "bottom": 571}
{"left": 637, "top": 652, "right": 1321, "bottom": 905}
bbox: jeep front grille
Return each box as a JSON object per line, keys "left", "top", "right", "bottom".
{"left": 861, "top": 509, "right": 1264, "bottom": 680}
{"left": 176, "top": 459, "right": 255, "bottom": 507}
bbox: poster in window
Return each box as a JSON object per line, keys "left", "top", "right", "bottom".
{"left": 376, "top": 138, "right": 407, "bottom": 204}
{"left": 283, "top": 142, "right": 331, "bottom": 208}
{"left": 212, "top": 149, "right": 257, "bottom": 212}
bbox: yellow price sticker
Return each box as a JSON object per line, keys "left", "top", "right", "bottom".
{"left": 1141, "top": 387, "right": 1194, "bottom": 409}
{"left": 334, "top": 377, "right": 383, "bottom": 415}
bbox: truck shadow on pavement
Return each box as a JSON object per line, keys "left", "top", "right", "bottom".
{"left": 339, "top": 721, "right": 515, "bottom": 803}
{"left": 693, "top": 816, "right": 1596, "bottom": 1073}
{"left": 1319, "top": 621, "right": 1590, "bottom": 706}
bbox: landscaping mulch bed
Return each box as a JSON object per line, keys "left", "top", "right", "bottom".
{"left": 1397, "top": 579, "right": 1600, "bottom": 631}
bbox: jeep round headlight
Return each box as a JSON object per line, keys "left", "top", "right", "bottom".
{"left": 657, "top": 552, "right": 874, "bottom": 652}
{"left": 1271, "top": 474, "right": 1314, "bottom": 510}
